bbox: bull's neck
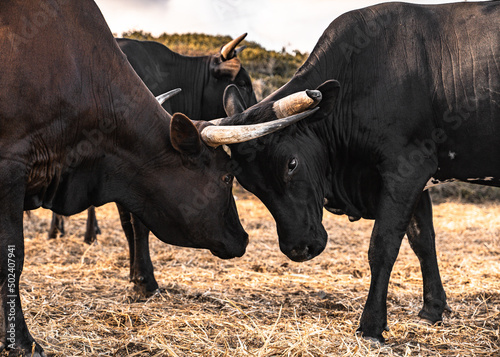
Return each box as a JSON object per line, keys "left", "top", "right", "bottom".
{"left": 159, "top": 51, "right": 211, "bottom": 119}
{"left": 68, "top": 61, "right": 173, "bottom": 212}
{"left": 262, "top": 19, "right": 368, "bottom": 213}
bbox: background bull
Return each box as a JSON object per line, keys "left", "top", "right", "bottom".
{"left": 224, "top": 1, "right": 499, "bottom": 343}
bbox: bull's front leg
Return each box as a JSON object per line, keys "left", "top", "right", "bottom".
{"left": 407, "top": 190, "right": 450, "bottom": 323}
{"left": 116, "top": 204, "right": 158, "bottom": 295}
{"left": 357, "top": 167, "right": 435, "bottom": 343}
{"left": 0, "top": 181, "right": 45, "bottom": 356}
{"left": 130, "top": 214, "right": 157, "bottom": 295}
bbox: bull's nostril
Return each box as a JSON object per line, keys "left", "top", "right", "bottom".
{"left": 288, "top": 246, "right": 311, "bottom": 262}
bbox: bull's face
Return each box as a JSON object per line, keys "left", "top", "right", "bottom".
{"left": 131, "top": 114, "right": 247, "bottom": 259}
{"left": 228, "top": 81, "right": 340, "bottom": 262}
{"left": 232, "top": 133, "right": 330, "bottom": 262}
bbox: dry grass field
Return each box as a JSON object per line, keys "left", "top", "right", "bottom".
{"left": 10, "top": 188, "right": 500, "bottom": 356}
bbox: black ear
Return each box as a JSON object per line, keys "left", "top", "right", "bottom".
{"left": 212, "top": 56, "right": 242, "bottom": 80}
{"left": 170, "top": 113, "right": 202, "bottom": 155}
{"left": 223, "top": 84, "right": 247, "bottom": 116}
{"left": 315, "top": 80, "right": 340, "bottom": 119}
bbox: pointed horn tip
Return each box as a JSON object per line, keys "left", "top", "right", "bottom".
{"left": 306, "top": 89, "right": 322, "bottom": 102}
{"left": 156, "top": 88, "right": 182, "bottom": 104}
{"left": 221, "top": 33, "right": 248, "bottom": 59}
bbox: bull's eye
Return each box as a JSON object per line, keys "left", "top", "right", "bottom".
{"left": 222, "top": 174, "right": 234, "bottom": 184}
{"left": 288, "top": 157, "right": 298, "bottom": 174}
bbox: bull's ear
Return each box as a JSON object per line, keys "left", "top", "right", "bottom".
{"left": 212, "top": 57, "right": 242, "bottom": 80}
{"left": 314, "top": 80, "right": 340, "bottom": 118}
{"left": 170, "top": 113, "right": 202, "bottom": 155}
{"left": 223, "top": 84, "right": 247, "bottom": 116}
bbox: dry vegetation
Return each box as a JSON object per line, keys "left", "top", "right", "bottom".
{"left": 11, "top": 187, "right": 500, "bottom": 356}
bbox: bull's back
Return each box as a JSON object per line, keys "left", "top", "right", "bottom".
{"left": 0, "top": 0, "right": 122, "bottom": 129}
{"left": 421, "top": 2, "right": 500, "bottom": 181}
{"left": 117, "top": 38, "right": 170, "bottom": 96}
{"left": 342, "top": 2, "right": 499, "bottom": 182}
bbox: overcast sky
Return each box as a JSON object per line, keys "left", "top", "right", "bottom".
{"left": 95, "top": 0, "right": 474, "bottom": 52}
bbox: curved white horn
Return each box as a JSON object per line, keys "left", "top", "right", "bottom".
{"left": 156, "top": 88, "right": 182, "bottom": 105}
{"left": 209, "top": 89, "right": 322, "bottom": 127}
{"left": 273, "top": 89, "right": 322, "bottom": 118}
{"left": 200, "top": 107, "right": 320, "bottom": 147}
{"left": 208, "top": 118, "right": 224, "bottom": 126}
{"left": 221, "top": 33, "right": 247, "bottom": 60}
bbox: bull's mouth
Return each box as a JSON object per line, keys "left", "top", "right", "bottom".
{"left": 209, "top": 233, "right": 248, "bottom": 259}
{"left": 285, "top": 245, "right": 317, "bottom": 262}
{"left": 210, "top": 247, "right": 246, "bottom": 260}
{"left": 278, "top": 227, "right": 328, "bottom": 262}
{"left": 210, "top": 249, "right": 233, "bottom": 259}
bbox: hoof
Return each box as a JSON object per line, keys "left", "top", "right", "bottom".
{"left": 132, "top": 279, "right": 159, "bottom": 297}
{"left": 356, "top": 329, "right": 386, "bottom": 344}
{"left": 83, "top": 234, "right": 98, "bottom": 245}
{"left": 146, "top": 289, "right": 163, "bottom": 300}
{"left": 6, "top": 343, "right": 46, "bottom": 357}
{"left": 419, "top": 317, "right": 434, "bottom": 326}
{"left": 363, "top": 335, "right": 385, "bottom": 345}
{"left": 419, "top": 317, "right": 443, "bottom": 326}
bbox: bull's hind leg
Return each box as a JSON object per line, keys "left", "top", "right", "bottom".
{"left": 83, "top": 207, "right": 100, "bottom": 244}
{"left": 0, "top": 169, "right": 45, "bottom": 356}
{"left": 407, "top": 190, "right": 450, "bottom": 323}
{"left": 116, "top": 204, "right": 158, "bottom": 295}
{"left": 48, "top": 213, "right": 65, "bottom": 239}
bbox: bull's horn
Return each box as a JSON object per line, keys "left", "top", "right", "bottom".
{"left": 156, "top": 88, "right": 182, "bottom": 105}
{"left": 273, "top": 89, "right": 322, "bottom": 118}
{"left": 221, "top": 33, "right": 247, "bottom": 60}
{"left": 234, "top": 45, "right": 247, "bottom": 56}
{"left": 200, "top": 107, "right": 319, "bottom": 147}
{"left": 208, "top": 89, "right": 321, "bottom": 126}
{"left": 208, "top": 118, "right": 224, "bottom": 126}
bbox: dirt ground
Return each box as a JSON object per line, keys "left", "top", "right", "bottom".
{"left": 10, "top": 189, "right": 500, "bottom": 356}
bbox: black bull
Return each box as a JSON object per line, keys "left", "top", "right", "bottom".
{"left": 226, "top": 1, "right": 499, "bottom": 343}
{"left": 0, "top": 0, "right": 327, "bottom": 355}
{"left": 48, "top": 35, "right": 257, "bottom": 295}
